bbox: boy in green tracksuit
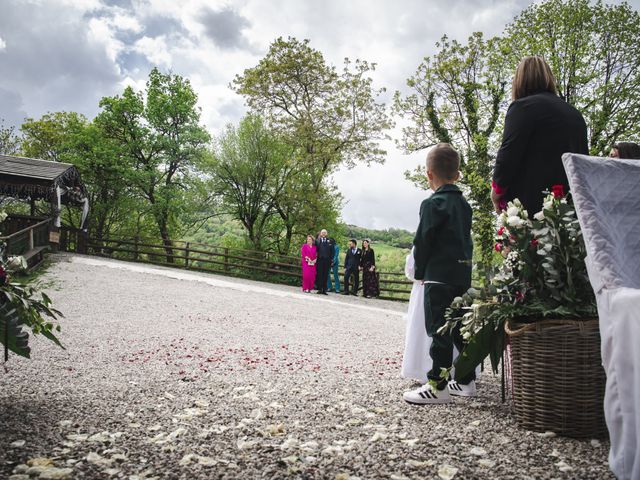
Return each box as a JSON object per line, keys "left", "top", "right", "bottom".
{"left": 404, "top": 143, "right": 475, "bottom": 405}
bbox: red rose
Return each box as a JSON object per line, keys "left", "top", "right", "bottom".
{"left": 551, "top": 184, "right": 565, "bottom": 198}
{"left": 494, "top": 242, "right": 503, "bottom": 252}
{"left": 0, "top": 265, "right": 6, "bottom": 286}
{"left": 515, "top": 291, "right": 525, "bottom": 302}
{"left": 531, "top": 239, "right": 539, "bottom": 247}
{"left": 497, "top": 227, "right": 505, "bottom": 236}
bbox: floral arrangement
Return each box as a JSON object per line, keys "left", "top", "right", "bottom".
{"left": 442, "top": 186, "right": 597, "bottom": 379}
{"left": 0, "top": 210, "right": 63, "bottom": 359}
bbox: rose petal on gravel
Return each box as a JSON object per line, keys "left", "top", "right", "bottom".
{"left": 470, "top": 420, "right": 481, "bottom": 427}
{"left": 27, "top": 458, "right": 54, "bottom": 467}
{"left": 237, "top": 437, "right": 258, "bottom": 450}
{"left": 539, "top": 431, "right": 557, "bottom": 438}
{"left": 555, "top": 461, "right": 573, "bottom": 472}
{"left": 265, "top": 424, "right": 286, "bottom": 436}
{"left": 407, "top": 459, "right": 434, "bottom": 468}
{"left": 88, "top": 431, "right": 112, "bottom": 443}
{"left": 300, "top": 441, "right": 319, "bottom": 452}
{"left": 9, "top": 474, "right": 29, "bottom": 480}
{"left": 194, "top": 399, "right": 209, "bottom": 408}
{"left": 591, "top": 439, "right": 601, "bottom": 447}
{"left": 39, "top": 467, "right": 74, "bottom": 479}
{"left": 197, "top": 456, "right": 217, "bottom": 467}
{"left": 10, "top": 440, "right": 25, "bottom": 448}
{"left": 478, "top": 459, "right": 496, "bottom": 468}
{"left": 470, "top": 447, "right": 487, "bottom": 456}
{"left": 438, "top": 464, "right": 459, "bottom": 480}
{"left": 279, "top": 436, "right": 299, "bottom": 450}
{"left": 179, "top": 454, "right": 197, "bottom": 466}
{"left": 370, "top": 431, "right": 388, "bottom": 442}
{"left": 58, "top": 420, "right": 73, "bottom": 428}
{"left": 401, "top": 438, "right": 419, "bottom": 448}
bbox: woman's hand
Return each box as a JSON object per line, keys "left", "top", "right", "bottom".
{"left": 491, "top": 188, "right": 504, "bottom": 213}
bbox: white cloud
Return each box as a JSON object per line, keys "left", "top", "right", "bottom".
{"left": 133, "top": 35, "right": 172, "bottom": 67}
{"left": 4, "top": 0, "right": 640, "bottom": 230}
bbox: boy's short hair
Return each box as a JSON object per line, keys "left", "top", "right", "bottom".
{"left": 349, "top": 238, "right": 357, "bottom": 245}
{"left": 427, "top": 143, "right": 460, "bottom": 180}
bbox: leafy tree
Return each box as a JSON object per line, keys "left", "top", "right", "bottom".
{"left": 96, "top": 68, "right": 211, "bottom": 261}
{"left": 207, "top": 115, "right": 295, "bottom": 251}
{"left": 394, "top": 33, "right": 510, "bottom": 278}
{"left": 505, "top": 0, "right": 640, "bottom": 154}
{"left": 0, "top": 119, "right": 21, "bottom": 155}
{"left": 19, "top": 112, "right": 144, "bottom": 241}
{"left": 21, "top": 112, "right": 86, "bottom": 162}
{"left": 232, "top": 37, "right": 392, "bottom": 192}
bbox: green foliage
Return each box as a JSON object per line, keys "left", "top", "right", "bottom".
{"left": 394, "top": 32, "right": 510, "bottom": 282}
{"left": 96, "top": 68, "right": 212, "bottom": 257}
{"left": 233, "top": 36, "right": 392, "bottom": 192}
{"left": 505, "top": 0, "right": 640, "bottom": 154}
{"left": 0, "top": 119, "right": 21, "bottom": 155}
{"left": 345, "top": 225, "right": 414, "bottom": 249}
{"left": 1, "top": 212, "right": 63, "bottom": 359}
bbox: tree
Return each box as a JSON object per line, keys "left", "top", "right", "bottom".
{"left": 19, "top": 112, "right": 143, "bottom": 241}
{"left": 505, "top": 0, "right": 640, "bottom": 154}
{"left": 0, "top": 119, "right": 21, "bottom": 155}
{"left": 21, "top": 112, "right": 86, "bottom": 162}
{"left": 233, "top": 37, "right": 392, "bottom": 192}
{"left": 394, "top": 33, "right": 510, "bottom": 277}
{"left": 96, "top": 68, "right": 211, "bottom": 261}
{"left": 208, "top": 115, "right": 295, "bottom": 251}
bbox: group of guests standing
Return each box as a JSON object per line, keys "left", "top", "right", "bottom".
{"left": 300, "top": 229, "right": 380, "bottom": 298}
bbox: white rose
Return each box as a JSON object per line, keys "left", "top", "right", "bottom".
{"left": 534, "top": 211, "right": 545, "bottom": 221}
{"left": 507, "top": 216, "right": 522, "bottom": 227}
{"left": 543, "top": 199, "right": 554, "bottom": 210}
{"left": 507, "top": 206, "right": 519, "bottom": 217}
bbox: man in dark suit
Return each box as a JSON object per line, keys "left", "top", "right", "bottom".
{"left": 342, "top": 239, "right": 362, "bottom": 296}
{"left": 315, "top": 229, "right": 334, "bottom": 295}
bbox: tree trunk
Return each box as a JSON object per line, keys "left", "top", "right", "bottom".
{"left": 158, "top": 220, "right": 174, "bottom": 264}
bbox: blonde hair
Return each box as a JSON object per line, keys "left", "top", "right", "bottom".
{"left": 512, "top": 56, "right": 557, "bottom": 101}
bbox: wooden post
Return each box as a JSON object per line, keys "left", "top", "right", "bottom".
{"left": 29, "top": 228, "right": 34, "bottom": 251}
{"left": 224, "top": 248, "right": 230, "bottom": 272}
{"left": 133, "top": 236, "right": 139, "bottom": 261}
{"left": 185, "top": 242, "right": 190, "bottom": 268}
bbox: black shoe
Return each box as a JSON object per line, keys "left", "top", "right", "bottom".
{"left": 342, "top": 292, "right": 350, "bottom": 296}
{"left": 322, "top": 292, "right": 328, "bottom": 295}
{"left": 316, "top": 291, "right": 324, "bottom": 294}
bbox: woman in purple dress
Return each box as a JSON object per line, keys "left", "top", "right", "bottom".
{"left": 361, "top": 239, "right": 379, "bottom": 298}
{"left": 301, "top": 235, "right": 317, "bottom": 293}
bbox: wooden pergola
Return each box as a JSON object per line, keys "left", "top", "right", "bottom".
{"left": 0, "top": 154, "right": 89, "bottom": 266}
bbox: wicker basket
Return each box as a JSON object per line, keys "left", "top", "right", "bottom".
{"left": 505, "top": 318, "right": 607, "bottom": 438}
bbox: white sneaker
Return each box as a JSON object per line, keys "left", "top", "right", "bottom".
{"left": 447, "top": 380, "right": 477, "bottom": 397}
{"left": 403, "top": 384, "right": 451, "bottom": 405}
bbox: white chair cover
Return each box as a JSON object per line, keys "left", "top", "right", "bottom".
{"left": 563, "top": 153, "right": 640, "bottom": 480}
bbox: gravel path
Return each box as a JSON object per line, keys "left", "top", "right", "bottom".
{"left": 0, "top": 254, "right": 612, "bottom": 479}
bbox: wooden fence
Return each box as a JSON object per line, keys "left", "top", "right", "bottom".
{"left": 59, "top": 228, "right": 413, "bottom": 301}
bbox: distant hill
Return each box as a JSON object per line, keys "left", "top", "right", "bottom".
{"left": 344, "top": 225, "right": 414, "bottom": 249}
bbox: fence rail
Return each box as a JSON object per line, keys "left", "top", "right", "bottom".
{"left": 0, "top": 215, "right": 51, "bottom": 258}
{"left": 60, "top": 228, "right": 413, "bottom": 301}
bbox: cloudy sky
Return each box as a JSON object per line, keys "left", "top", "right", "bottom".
{"left": 2, "top": 0, "right": 637, "bottom": 231}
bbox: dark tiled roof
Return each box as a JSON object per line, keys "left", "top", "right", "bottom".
{"left": 0, "top": 155, "right": 75, "bottom": 181}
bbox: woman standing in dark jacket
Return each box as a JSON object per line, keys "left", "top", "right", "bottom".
{"left": 491, "top": 56, "right": 589, "bottom": 217}
{"left": 361, "top": 239, "right": 379, "bottom": 298}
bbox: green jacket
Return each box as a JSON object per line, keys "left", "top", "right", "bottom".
{"left": 413, "top": 184, "right": 473, "bottom": 287}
